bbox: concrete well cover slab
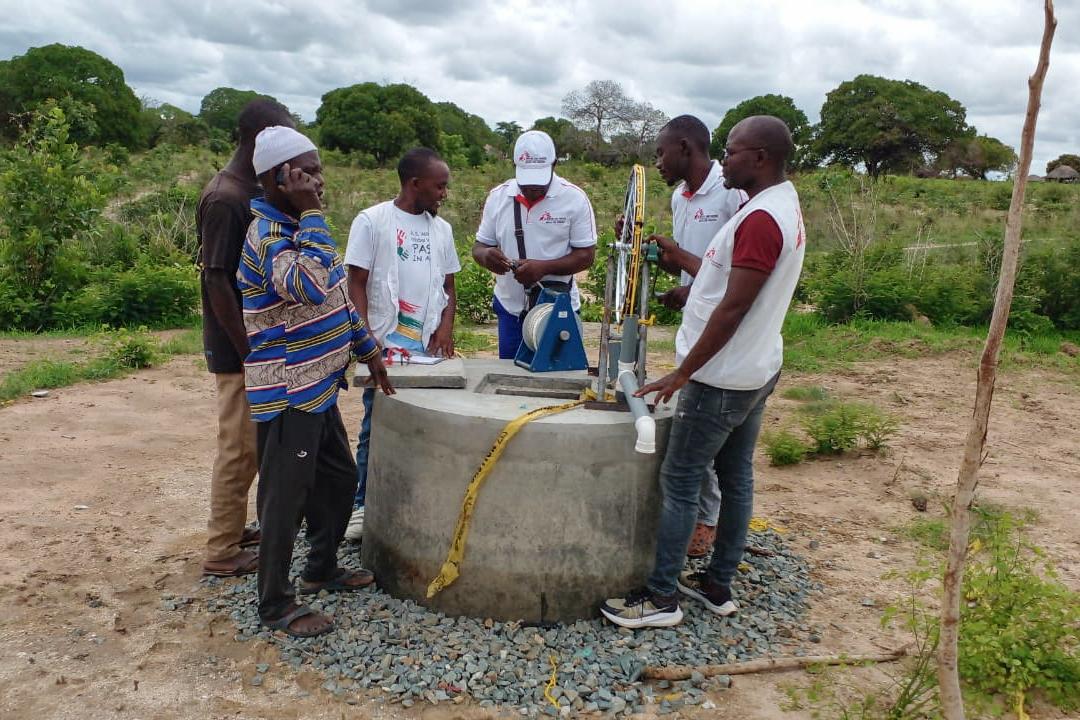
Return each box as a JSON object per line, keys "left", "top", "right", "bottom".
{"left": 361, "top": 359, "right": 674, "bottom": 622}
{"left": 354, "top": 357, "right": 467, "bottom": 389}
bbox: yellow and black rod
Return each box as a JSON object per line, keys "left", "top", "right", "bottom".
{"left": 594, "top": 164, "right": 656, "bottom": 454}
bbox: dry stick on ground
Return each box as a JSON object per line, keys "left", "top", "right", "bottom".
{"left": 644, "top": 647, "right": 909, "bottom": 681}
{"left": 936, "top": 3, "right": 1057, "bottom": 720}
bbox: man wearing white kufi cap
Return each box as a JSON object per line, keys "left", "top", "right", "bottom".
{"left": 236, "top": 126, "right": 394, "bottom": 638}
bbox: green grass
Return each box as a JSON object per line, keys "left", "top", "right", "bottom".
{"left": 453, "top": 325, "right": 495, "bottom": 355}
{"left": 781, "top": 384, "right": 830, "bottom": 402}
{"left": 782, "top": 312, "right": 1080, "bottom": 374}
{"left": 0, "top": 326, "right": 206, "bottom": 404}
{"left": 901, "top": 503, "right": 1040, "bottom": 552}
{"left": 159, "top": 327, "right": 204, "bottom": 356}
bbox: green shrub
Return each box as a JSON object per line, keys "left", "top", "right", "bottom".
{"left": 581, "top": 162, "right": 607, "bottom": 181}
{"left": 115, "top": 184, "right": 201, "bottom": 262}
{"left": 56, "top": 262, "right": 199, "bottom": 327}
{"left": 0, "top": 105, "right": 106, "bottom": 330}
{"left": 802, "top": 402, "right": 863, "bottom": 454}
{"left": 1023, "top": 236, "right": 1080, "bottom": 330}
{"left": 958, "top": 513, "right": 1080, "bottom": 712}
{"left": 454, "top": 252, "right": 494, "bottom": 324}
{"left": 762, "top": 430, "right": 811, "bottom": 466}
{"left": 94, "top": 326, "right": 160, "bottom": 370}
{"left": 856, "top": 405, "right": 900, "bottom": 450}
{"left": 800, "top": 401, "right": 898, "bottom": 454}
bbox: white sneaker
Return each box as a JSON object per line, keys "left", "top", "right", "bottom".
{"left": 344, "top": 506, "right": 365, "bottom": 541}
{"left": 600, "top": 587, "right": 683, "bottom": 628}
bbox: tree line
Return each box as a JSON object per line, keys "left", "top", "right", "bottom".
{"left": 2, "top": 43, "right": 1075, "bottom": 179}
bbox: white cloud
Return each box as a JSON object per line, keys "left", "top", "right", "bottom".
{"left": 0, "top": 0, "right": 1076, "bottom": 171}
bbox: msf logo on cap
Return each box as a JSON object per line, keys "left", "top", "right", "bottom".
{"left": 518, "top": 150, "right": 549, "bottom": 166}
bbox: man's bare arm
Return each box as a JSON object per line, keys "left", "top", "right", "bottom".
{"left": 204, "top": 269, "right": 249, "bottom": 357}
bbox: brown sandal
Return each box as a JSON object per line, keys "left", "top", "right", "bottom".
{"left": 202, "top": 548, "right": 258, "bottom": 577}
{"left": 240, "top": 526, "right": 261, "bottom": 548}
{"left": 687, "top": 523, "right": 716, "bottom": 558}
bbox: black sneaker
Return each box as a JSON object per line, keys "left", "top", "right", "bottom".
{"left": 600, "top": 587, "right": 684, "bottom": 628}
{"left": 676, "top": 571, "right": 738, "bottom": 616}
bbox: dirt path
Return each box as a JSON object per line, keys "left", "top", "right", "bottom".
{"left": 0, "top": 346, "right": 1076, "bottom": 719}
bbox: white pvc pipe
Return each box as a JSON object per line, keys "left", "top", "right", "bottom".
{"left": 618, "top": 370, "right": 656, "bottom": 454}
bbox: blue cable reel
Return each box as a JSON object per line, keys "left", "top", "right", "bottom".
{"left": 514, "top": 288, "right": 588, "bottom": 372}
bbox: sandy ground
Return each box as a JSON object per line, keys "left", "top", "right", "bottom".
{"left": 0, "top": 335, "right": 1077, "bottom": 720}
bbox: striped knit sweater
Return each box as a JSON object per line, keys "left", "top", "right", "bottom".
{"left": 237, "top": 198, "right": 379, "bottom": 422}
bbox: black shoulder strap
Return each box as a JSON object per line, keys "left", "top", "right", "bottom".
{"left": 513, "top": 199, "right": 527, "bottom": 261}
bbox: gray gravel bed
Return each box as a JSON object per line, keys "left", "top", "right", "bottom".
{"left": 179, "top": 528, "right": 818, "bottom": 716}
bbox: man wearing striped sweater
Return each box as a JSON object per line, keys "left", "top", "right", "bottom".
{"left": 237, "top": 126, "right": 394, "bottom": 638}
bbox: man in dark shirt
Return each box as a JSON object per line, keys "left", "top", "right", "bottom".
{"left": 197, "top": 99, "right": 294, "bottom": 577}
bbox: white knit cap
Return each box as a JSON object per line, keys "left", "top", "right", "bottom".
{"left": 252, "top": 126, "right": 317, "bottom": 176}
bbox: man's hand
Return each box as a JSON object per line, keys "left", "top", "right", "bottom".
{"left": 477, "top": 246, "right": 515, "bottom": 274}
{"left": 512, "top": 259, "right": 548, "bottom": 287}
{"left": 365, "top": 354, "right": 395, "bottom": 395}
{"left": 427, "top": 325, "right": 454, "bottom": 358}
{"left": 279, "top": 162, "right": 321, "bottom": 214}
{"left": 647, "top": 233, "right": 683, "bottom": 275}
{"left": 658, "top": 284, "right": 691, "bottom": 310}
{"left": 614, "top": 214, "right": 625, "bottom": 239}
{"left": 635, "top": 369, "right": 690, "bottom": 406}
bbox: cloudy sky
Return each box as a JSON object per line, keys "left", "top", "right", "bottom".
{"left": 1, "top": 0, "right": 1077, "bottom": 172}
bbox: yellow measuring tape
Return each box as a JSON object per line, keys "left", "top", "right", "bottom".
{"left": 426, "top": 399, "right": 585, "bottom": 599}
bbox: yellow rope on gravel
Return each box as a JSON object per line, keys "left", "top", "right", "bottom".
{"left": 426, "top": 399, "right": 585, "bottom": 599}
{"left": 544, "top": 654, "right": 561, "bottom": 710}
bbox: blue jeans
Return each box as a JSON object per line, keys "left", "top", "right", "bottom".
{"left": 353, "top": 387, "right": 375, "bottom": 508}
{"left": 646, "top": 374, "right": 779, "bottom": 595}
{"left": 493, "top": 296, "right": 523, "bottom": 359}
{"left": 353, "top": 333, "right": 425, "bottom": 508}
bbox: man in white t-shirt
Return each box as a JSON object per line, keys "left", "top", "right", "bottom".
{"left": 602, "top": 116, "right": 806, "bottom": 629}
{"left": 343, "top": 148, "right": 460, "bottom": 538}
{"left": 650, "top": 115, "right": 746, "bottom": 559}
{"left": 472, "top": 130, "right": 597, "bottom": 358}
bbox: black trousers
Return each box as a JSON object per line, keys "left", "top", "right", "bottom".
{"left": 255, "top": 405, "right": 357, "bottom": 622}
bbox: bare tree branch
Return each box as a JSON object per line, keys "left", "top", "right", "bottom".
{"left": 936, "top": 3, "right": 1056, "bottom": 719}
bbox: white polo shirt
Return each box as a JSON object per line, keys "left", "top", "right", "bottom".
{"left": 476, "top": 173, "right": 597, "bottom": 315}
{"left": 671, "top": 160, "right": 746, "bottom": 286}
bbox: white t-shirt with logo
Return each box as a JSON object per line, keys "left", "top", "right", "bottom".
{"left": 676, "top": 181, "right": 806, "bottom": 390}
{"left": 475, "top": 173, "right": 597, "bottom": 315}
{"left": 671, "top": 159, "right": 746, "bottom": 286}
{"left": 345, "top": 205, "right": 461, "bottom": 348}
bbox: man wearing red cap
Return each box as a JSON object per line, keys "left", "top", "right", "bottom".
{"left": 471, "top": 130, "right": 597, "bottom": 358}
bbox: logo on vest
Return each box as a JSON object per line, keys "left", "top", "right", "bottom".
{"left": 704, "top": 246, "right": 725, "bottom": 270}
{"left": 396, "top": 228, "right": 409, "bottom": 260}
{"left": 694, "top": 208, "right": 720, "bottom": 222}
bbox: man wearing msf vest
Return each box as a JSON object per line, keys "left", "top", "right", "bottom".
{"left": 472, "top": 130, "right": 597, "bottom": 358}
{"left": 343, "top": 148, "right": 460, "bottom": 540}
{"left": 649, "top": 114, "right": 747, "bottom": 560}
{"left": 602, "top": 116, "right": 806, "bottom": 629}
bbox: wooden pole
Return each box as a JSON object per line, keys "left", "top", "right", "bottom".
{"left": 644, "top": 647, "right": 909, "bottom": 681}
{"left": 936, "top": 3, "right": 1056, "bottom": 719}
